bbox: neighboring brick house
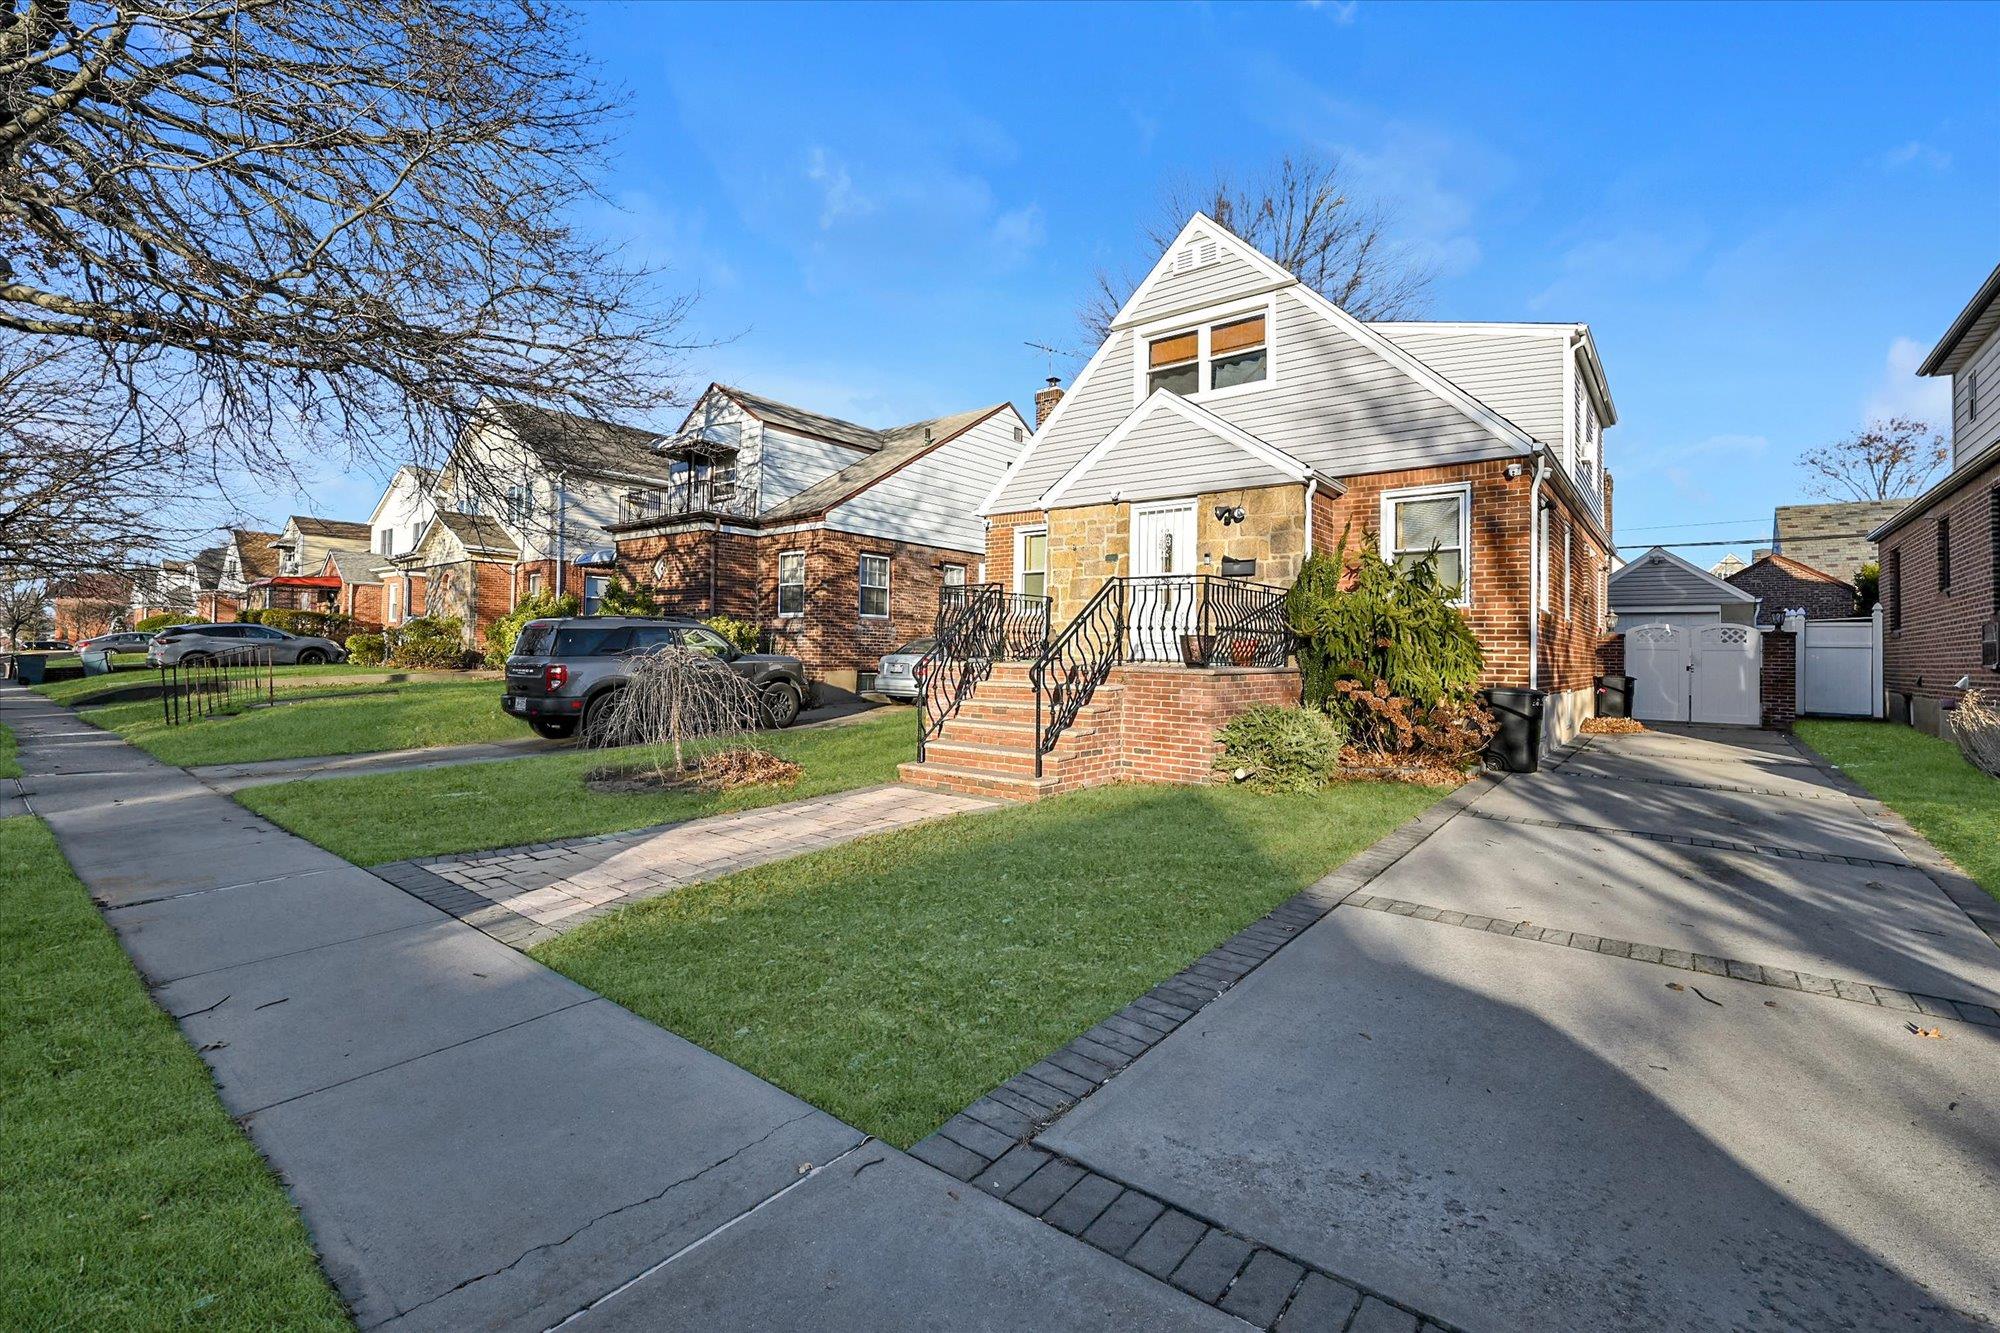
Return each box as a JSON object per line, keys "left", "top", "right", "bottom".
{"left": 903, "top": 214, "right": 1618, "bottom": 798}
{"left": 1873, "top": 261, "right": 2000, "bottom": 736}
{"left": 1725, "top": 552, "right": 1859, "bottom": 626}
{"left": 318, "top": 549, "right": 386, "bottom": 628}
{"left": 1770, "top": 500, "right": 1908, "bottom": 585}
{"left": 245, "top": 515, "right": 376, "bottom": 614}
{"left": 193, "top": 529, "right": 279, "bottom": 622}
{"left": 380, "top": 511, "right": 519, "bottom": 647}
{"left": 51, "top": 572, "right": 135, "bottom": 639}
{"left": 606, "top": 384, "right": 1028, "bottom": 694}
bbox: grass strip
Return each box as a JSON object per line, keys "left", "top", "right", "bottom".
{"left": 1798, "top": 719, "right": 2000, "bottom": 901}
{"left": 0, "top": 815, "right": 348, "bottom": 1329}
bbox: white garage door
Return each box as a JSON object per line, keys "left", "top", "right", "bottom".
{"left": 1625, "top": 622, "right": 1762, "bottom": 725}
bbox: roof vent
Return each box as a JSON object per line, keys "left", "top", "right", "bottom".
{"left": 1173, "top": 237, "right": 1220, "bottom": 274}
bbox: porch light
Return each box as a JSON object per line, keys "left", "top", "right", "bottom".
{"left": 1212, "top": 504, "right": 1247, "bottom": 526}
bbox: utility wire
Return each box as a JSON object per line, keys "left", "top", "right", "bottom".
{"left": 1615, "top": 532, "right": 1886, "bottom": 551}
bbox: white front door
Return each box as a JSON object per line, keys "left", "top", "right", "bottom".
{"left": 1129, "top": 501, "right": 1197, "bottom": 661}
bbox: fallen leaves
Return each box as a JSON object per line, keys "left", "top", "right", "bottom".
{"left": 1908, "top": 1023, "right": 1946, "bottom": 1040}
{"left": 1582, "top": 717, "right": 1646, "bottom": 735}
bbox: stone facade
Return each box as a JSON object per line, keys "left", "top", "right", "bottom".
{"left": 1878, "top": 451, "right": 2000, "bottom": 736}
{"left": 1772, "top": 501, "right": 1907, "bottom": 586}
{"left": 1043, "top": 501, "right": 1130, "bottom": 627}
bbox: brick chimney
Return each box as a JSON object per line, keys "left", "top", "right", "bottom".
{"left": 1034, "top": 376, "right": 1064, "bottom": 428}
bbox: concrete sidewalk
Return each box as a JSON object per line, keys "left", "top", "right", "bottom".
{"left": 3, "top": 683, "right": 1226, "bottom": 1331}
{"left": 188, "top": 736, "right": 564, "bottom": 792}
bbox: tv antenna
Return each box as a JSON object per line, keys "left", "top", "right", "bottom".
{"left": 1024, "top": 340, "right": 1081, "bottom": 379}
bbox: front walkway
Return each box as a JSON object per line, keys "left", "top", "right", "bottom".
{"left": 1, "top": 683, "right": 1229, "bottom": 1332}
{"left": 1007, "top": 726, "right": 2000, "bottom": 1330}
{"left": 377, "top": 784, "right": 988, "bottom": 948}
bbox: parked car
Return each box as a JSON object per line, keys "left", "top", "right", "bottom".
{"left": 873, "top": 637, "right": 933, "bottom": 701}
{"left": 501, "top": 615, "right": 812, "bottom": 740}
{"left": 80, "top": 631, "right": 156, "bottom": 654}
{"left": 146, "top": 622, "right": 349, "bottom": 667}
{"left": 18, "top": 639, "right": 74, "bottom": 652}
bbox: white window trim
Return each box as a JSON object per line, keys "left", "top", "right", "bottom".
{"left": 858, "top": 553, "right": 891, "bottom": 619}
{"left": 776, "top": 549, "right": 806, "bottom": 619}
{"left": 1130, "top": 293, "right": 1279, "bottom": 407}
{"left": 940, "top": 562, "right": 966, "bottom": 587}
{"left": 1014, "top": 525, "right": 1048, "bottom": 598}
{"left": 1379, "top": 483, "right": 1473, "bottom": 607}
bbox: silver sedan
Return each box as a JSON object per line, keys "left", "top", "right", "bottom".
{"left": 148, "top": 623, "right": 349, "bottom": 667}
{"left": 873, "top": 637, "right": 933, "bottom": 701}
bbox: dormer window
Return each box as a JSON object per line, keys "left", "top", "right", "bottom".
{"left": 1143, "top": 309, "right": 1270, "bottom": 400}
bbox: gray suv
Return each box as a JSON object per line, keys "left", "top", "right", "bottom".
{"left": 502, "top": 616, "right": 812, "bottom": 741}
{"left": 147, "top": 622, "right": 349, "bottom": 667}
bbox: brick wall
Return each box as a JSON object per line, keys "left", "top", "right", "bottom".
{"left": 1761, "top": 629, "right": 1797, "bottom": 730}
{"left": 1879, "top": 452, "right": 1999, "bottom": 734}
{"left": 984, "top": 509, "right": 1042, "bottom": 594}
{"left": 613, "top": 525, "right": 975, "bottom": 689}
{"left": 1726, "top": 557, "right": 1859, "bottom": 625}
{"left": 52, "top": 598, "right": 127, "bottom": 640}
{"left": 1596, "top": 634, "right": 1624, "bottom": 675}
{"left": 1102, "top": 664, "right": 1302, "bottom": 786}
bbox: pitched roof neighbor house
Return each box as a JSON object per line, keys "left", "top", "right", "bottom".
{"left": 606, "top": 383, "right": 1029, "bottom": 693}
{"left": 1610, "top": 546, "right": 1764, "bottom": 627}
{"left": 247, "top": 516, "right": 377, "bottom": 614}
{"left": 51, "top": 571, "right": 136, "bottom": 640}
{"left": 1872, "top": 260, "right": 2000, "bottom": 735}
{"left": 192, "top": 529, "right": 279, "bottom": 622}
{"left": 1725, "top": 551, "right": 1860, "bottom": 626}
{"left": 901, "top": 214, "right": 1619, "bottom": 799}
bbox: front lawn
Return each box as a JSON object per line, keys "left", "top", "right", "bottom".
{"left": 1798, "top": 719, "right": 2000, "bottom": 901}
{"left": 0, "top": 815, "right": 348, "bottom": 1328}
{"left": 240, "top": 710, "right": 914, "bottom": 864}
{"left": 33, "top": 663, "right": 481, "bottom": 708}
{"left": 85, "top": 678, "right": 521, "bottom": 767}
{"left": 534, "top": 779, "right": 1442, "bottom": 1147}
{"left": 0, "top": 721, "right": 17, "bottom": 778}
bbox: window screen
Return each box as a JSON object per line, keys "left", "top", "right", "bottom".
{"left": 1388, "top": 493, "right": 1466, "bottom": 596}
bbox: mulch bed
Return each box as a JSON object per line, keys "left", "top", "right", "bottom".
{"left": 584, "top": 747, "right": 802, "bottom": 795}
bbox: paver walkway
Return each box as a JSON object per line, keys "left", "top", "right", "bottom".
{"left": 1, "top": 682, "right": 1227, "bottom": 1331}
{"left": 1007, "top": 726, "right": 2000, "bottom": 1331}
{"left": 379, "top": 784, "right": 988, "bottom": 946}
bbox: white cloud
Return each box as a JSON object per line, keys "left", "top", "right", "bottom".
{"left": 1882, "top": 140, "right": 1952, "bottom": 172}
{"left": 1862, "top": 336, "right": 1952, "bottom": 426}
{"left": 989, "top": 204, "right": 1046, "bottom": 266}
{"left": 805, "top": 147, "right": 875, "bottom": 229}
{"left": 1301, "top": 0, "right": 1360, "bottom": 22}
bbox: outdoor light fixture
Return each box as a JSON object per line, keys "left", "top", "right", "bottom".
{"left": 1212, "top": 504, "right": 1247, "bottom": 525}
{"left": 1505, "top": 463, "right": 1526, "bottom": 480}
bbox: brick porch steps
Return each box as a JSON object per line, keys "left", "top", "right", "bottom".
{"left": 902, "top": 670, "right": 1124, "bottom": 799}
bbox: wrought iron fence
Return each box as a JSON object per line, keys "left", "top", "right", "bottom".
{"left": 915, "top": 584, "right": 1050, "bottom": 759}
{"left": 1122, "top": 575, "right": 1291, "bottom": 668}
{"left": 158, "top": 646, "right": 277, "bottom": 726}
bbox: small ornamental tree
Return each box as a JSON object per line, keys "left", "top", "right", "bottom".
{"left": 598, "top": 576, "right": 662, "bottom": 617}
{"left": 1285, "top": 529, "right": 1484, "bottom": 714}
{"left": 594, "top": 644, "right": 761, "bottom": 775}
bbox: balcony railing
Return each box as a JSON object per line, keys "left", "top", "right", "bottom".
{"left": 617, "top": 479, "right": 747, "bottom": 526}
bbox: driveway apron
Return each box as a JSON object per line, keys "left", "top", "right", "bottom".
{"left": 2, "top": 684, "right": 1230, "bottom": 1332}
{"left": 1036, "top": 726, "right": 2000, "bottom": 1332}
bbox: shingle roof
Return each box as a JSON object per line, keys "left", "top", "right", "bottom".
{"left": 288, "top": 516, "right": 372, "bottom": 541}
{"left": 758, "top": 404, "right": 1009, "bottom": 523}
{"left": 190, "top": 547, "right": 225, "bottom": 590}
{"left": 230, "top": 530, "right": 281, "bottom": 580}
{"left": 434, "top": 511, "right": 520, "bottom": 558}
{"left": 715, "top": 385, "right": 889, "bottom": 452}
{"left": 484, "top": 401, "right": 671, "bottom": 481}
{"left": 323, "top": 548, "right": 385, "bottom": 585}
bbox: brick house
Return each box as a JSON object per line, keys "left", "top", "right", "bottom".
{"left": 1725, "top": 552, "right": 1859, "bottom": 626}
{"left": 380, "top": 512, "right": 520, "bottom": 648}
{"left": 1873, "top": 261, "right": 2000, "bottom": 736}
{"left": 50, "top": 572, "right": 135, "bottom": 639}
{"left": 902, "top": 214, "right": 1618, "bottom": 798}
{"left": 192, "top": 529, "right": 279, "bottom": 622}
{"left": 244, "top": 515, "right": 376, "bottom": 615}
{"left": 605, "top": 385, "right": 1028, "bottom": 694}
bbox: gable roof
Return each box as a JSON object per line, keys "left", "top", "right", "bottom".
{"left": 229, "top": 529, "right": 281, "bottom": 580}
{"left": 1609, "top": 545, "right": 1760, "bottom": 609}
{"left": 482, "top": 401, "right": 670, "bottom": 481}
{"left": 981, "top": 213, "right": 1542, "bottom": 519}
{"left": 1041, "top": 390, "right": 1339, "bottom": 509}
{"left": 711, "top": 385, "right": 886, "bottom": 453}
{"left": 405, "top": 511, "right": 520, "bottom": 562}
{"left": 322, "top": 548, "right": 385, "bottom": 585}
{"left": 279, "top": 515, "right": 372, "bottom": 545}
{"left": 366, "top": 465, "right": 439, "bottom": 526}
{"left": 1918, "top": 261, "right": 2000, "bottom": 377}
{"left": 759, "top": 403, "right": 1015, "bottom": 524}
{"left": 1739, "top": 551, "right": 1849, "bottom": 587}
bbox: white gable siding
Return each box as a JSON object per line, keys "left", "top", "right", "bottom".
{"left": 1370, "top": 327, "right": 1566, "bottom": 445}
{"left": 372, "top": 470, "right": 437, "bottom": 558}
{"left": 991, "top": 331, "right": 1139, "bottom": 511}
{"left": 1052, "top": 409, "right": 1296, "bottom": 510}
{"left": 1953, "top": 323, "right": 2000, "bottom": 468}
{"left": 827, "top": 410, "right": 1024, "bottom": 552}
{"left": 1122, "top": 235, "right": 1275, "bottom": 327}
{"left": 758, "top": 425, "right": 869, "bottom": 512}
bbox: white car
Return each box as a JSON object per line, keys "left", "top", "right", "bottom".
{"left": 873, "top": 638, "right": 933, "bottom": 701}
{"left": 148, "top": 623, "right": 348, "bottom": 667}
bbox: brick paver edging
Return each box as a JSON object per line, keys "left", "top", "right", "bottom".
{"left": 1781, "top": 732, "right": 2000, "bottom": 954}
{"left": 1344, "top": 893, "right": 2000, "bottom": 1027}
{"left": 1462, "top": 808, "right": 1915, "bottom": 871}
{"left": 908, "top": 767, "right": 1510, "bottom": 1331}
{"left": 1547, "top": 767, "right": 1847, "bottom": 800}
{"left": 373, "top": 859, "right": 564, "bottom": 949}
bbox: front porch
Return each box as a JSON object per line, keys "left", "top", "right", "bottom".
{"left": 899, "top": 575, "right": 1299, "bottom": 800}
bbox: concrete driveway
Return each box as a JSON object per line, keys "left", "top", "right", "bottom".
{"left": 1037, "top": 727, "right": 2000, "bottom": 1331}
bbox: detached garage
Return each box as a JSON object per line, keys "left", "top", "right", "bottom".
{"left": 1610, "top": 547, "right": 1765, "bottom": 725}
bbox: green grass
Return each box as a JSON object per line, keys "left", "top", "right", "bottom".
{"left": 0, "top": 721, "right": 17, "bottom": 779}
{"left": 32, "top": 663, "right": 482, "bottom": 709}
{"left": 240, "top": 711, "right": 916, "bottom": 864}
{"left": 534, "top": 779, "right": 1441, "bottom": 1146}
{"left": 0, "top": 815, "right": 348, "bottom": 1329}
{"left": 1798, "top": 719, "right": 2000, "bottom": 901}
{"left": 85, "top": 679, "right": 521, "bottom": 767}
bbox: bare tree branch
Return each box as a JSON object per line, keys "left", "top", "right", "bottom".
{"left": 1798, "top": 418, "right": 1949, "bottom": 502}
{"left": 1081, "top": 151, "right": 1435, "bottom": 343}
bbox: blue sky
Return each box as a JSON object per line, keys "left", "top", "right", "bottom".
{"left": 259, "top": 0, "right": 1996, "bottom": 568}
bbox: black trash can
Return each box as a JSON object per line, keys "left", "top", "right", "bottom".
{"left": 1595, "top": 673, "right": 1635, "bottom": 719}
{"left": 1485, "top": 687, "right": 1545, "bottom": 773}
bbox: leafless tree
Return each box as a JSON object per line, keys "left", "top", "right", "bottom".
{"left": 1798, "top": 418, "right": 1949, "bottom": 502}
{"left": 1, "top": 0, "right": 693, "bottom": 504}
{"left": 0, "top": 576, "right": 51, "bottom": 644}
{"left": 1081, "top": 152, "right": 1434, "bottom": 342}
{"left": 593, "top": 645, "right": 759, "bottom": 774}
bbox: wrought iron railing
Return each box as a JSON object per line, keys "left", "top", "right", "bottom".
{"left": 158, "top": 646, "right": 276, "bottom": 726}
{"left": 915, "top": 585, "right": 1051, "bottom": 759}
{"left": 1030, "top": 579, "right": 1126, "bottom": 769}
{"left": 617, "top": 479, "right": 745, "bottom": 525}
